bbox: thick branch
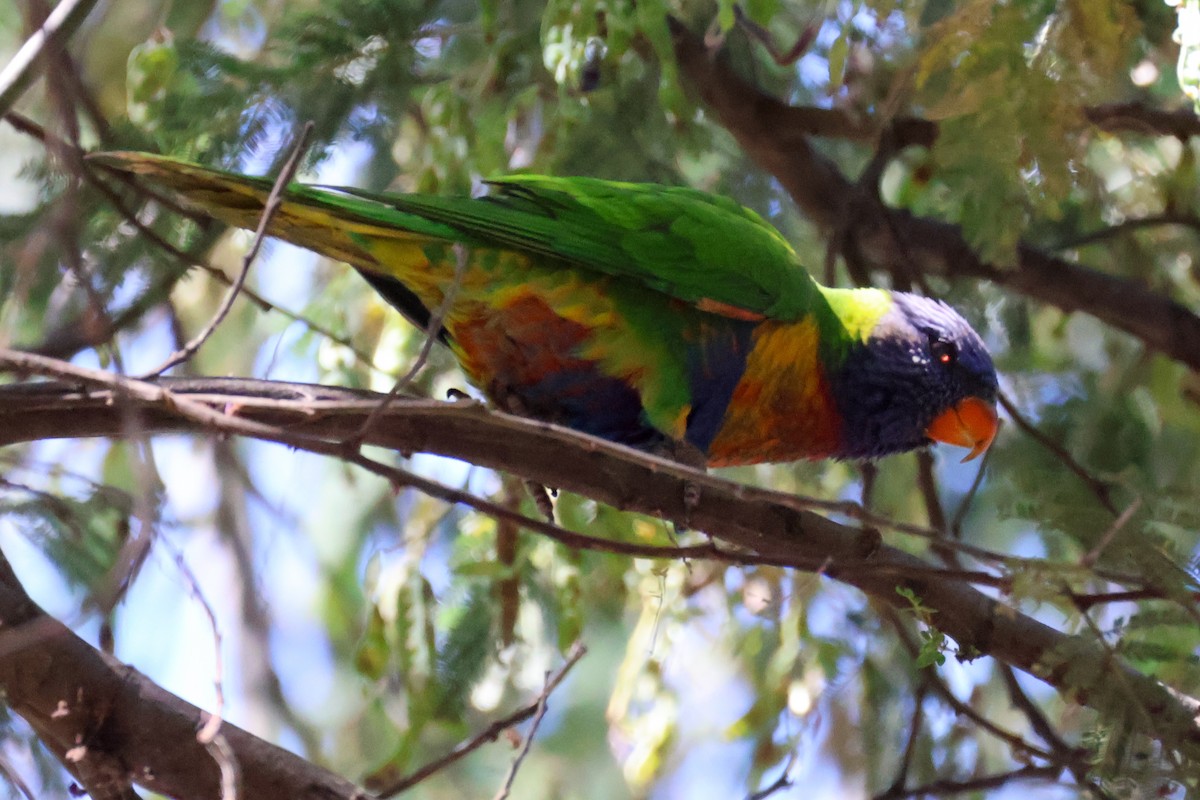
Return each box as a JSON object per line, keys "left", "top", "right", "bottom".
{"left": 1, "top": 375, "right": 1198, "bottom": 761}
{"left": 740, "top": 103, "right": 938, "bottom": 149}
{"left": 667, "top": 20, "right": 1200, "bottom": 372}
{"left": 0, "top": 561, "right": 364, "bottom": 800}
{"left": 1085, "top": 101, "right": 1200, "bottom": 140}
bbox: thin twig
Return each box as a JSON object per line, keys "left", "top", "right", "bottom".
{"left": 2, "top": 110, "right": 206, "bottom": 222}
{"left": 883, "top": 684, "right": 928, "bottom": 798}
{"left": 999, "top": 392, "right": 1117, "bottom": 516}
{"left": 1080, "top": 497, "right": 1143, "bottom": 568}
{"left": 155, "top": 537, "right": 226, "bottom": 745}
{"left": 860, "top": 461, "right": 877, "bottom": 511}
{"left": 351, "top": 241, "right": 469, "bottom": 443}
{"left": 1054, "top": 213, "right": 1200, "bottom": 250}
{"left": 211, "top": 440, "right": 324, "bottom": 754}
{"left": 916, "top": 450, "right": 960, "bottom": 571}
{"left": 0, "top": 0, "right": 102, "bottom": 117}
{"left": 377, "top": 643, "right": 587, "bottom": 798}
{"left": 997, "top": 664, "right": 1105, "bottom": 799}
{"left": 1070, "top": 599, "right": 1157, "bottom": 737}
{"left": 0, "top": 752, "right": 37, "bottom": 800}
{"left": 2, "top": 110, "right": 304, "bottom": 355}
{"left": 884, "top": 609, "right": 1053, "bottom": 761}
{"left": 398, "top": 241, "right": 468, "bottom": 392}
{"left": 140, "top": 122, "right": 315, "bottom": 377}
{"left": 1069, "top": 588, "right": 1200, "bottom": 609}
{"left": 745, "top": 753, "right": 797, "bottom": 800}
{"left": 949, "top": 445, "right": 993, "bottom": 539}
{"left": 916, "top": 451, "right": 947, "bottom": 534}
{"left": 874, "top": 764, "right": 1060, "bottom": 799}
{"left": 491, "top": 667, "right": 553, "bottom": 800}
{"left": 732, "top": 6, "right": 817, "bottom": 66}
{"left": 201, "top": 732, "right": 239, "bottom": 800}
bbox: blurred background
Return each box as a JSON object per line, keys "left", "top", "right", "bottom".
{"left": 1, "top": 1, "right": 1199, "bottom": 798}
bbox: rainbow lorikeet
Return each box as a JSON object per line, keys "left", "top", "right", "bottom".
{"left": 92, "top": 153, "right": 998, "bottom": 466}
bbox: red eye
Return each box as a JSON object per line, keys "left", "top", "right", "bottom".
{"left": 930, "top": 338, "right": 957, "bottom": 366}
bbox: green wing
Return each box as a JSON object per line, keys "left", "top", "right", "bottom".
{"left": 365, "top": 174, "right": 823, "bottom": 321}
{"left": 90, "top": 152, "right": 824, "bottom": 320}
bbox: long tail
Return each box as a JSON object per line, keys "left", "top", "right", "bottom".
{"left": 90, "top": 151, "right": 467, "bottom": 329}
{"left": 96, "top": 153, "right": 452, "bottom": 262}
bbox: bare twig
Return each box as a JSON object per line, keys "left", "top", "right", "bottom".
{"left": 1055, "top": 213, "right": 1200, "bottom": 250}
{"left": 916, "top": 451, "right": 947, "bottom": 535}
{"left": 491, "top": 667, "right": 553, "bottom": 800}
{"left": 140, "top": 123, "right": 315, "bottom": 377}
{"left": 885, "top": 609, "right": 1053, "bottom": 762}
{"left": 949, "top": 446, "right": 993, "bottom": 540}
{"left": 732, "top": 6, "right": 817, "bottom": 66}
{"left": 0, "top": 0, "right": 102, "bottom": 117}
{"left": 378, "top": 642, "right": 587, "bottom": 798}
{"left": 999, "top": 392, "right": 1117, "bottom": 516}
{"left": 211, "top": 441, "right": 324, "bottom": 754}
{"left": 202, "top": 732, "right": 239, "bottom": 800}
{"left": 1085, "top": 101, "right": 1200, "bottom": 139}
{"left": 351, "top": 241, "right": 469, "bottom": 443}
{"left": 1080, "top": 498, "right": 1143, "bottom": 568}
{"left": 156, "top": 539, "right": 226, "bottom": 745}
{"left": 397, "top": 241, "right": 468, "bottom": 392}
{"left": 745, "top": 753, "right": 797, "bottom": 800}
{"left": 875, "top": 764, "right": 1060, "bottom": 799}
{"left": 0, "top": 752, "right": 38, "bottom": 800}
{"left": 882, "top": 684, "right": 928, "bottom": 798}
{"left": 1069, "top": 588, "right": 1200, "bottom": 610}
{"left": 859, "top": 461, "right": 877, "bottom": 511}
{"left": 916, "top": 450, "right": 961, "bottom": 571}
{"left": 80, "top": 147, "right": 385, "bottom": 373}
{"left": 998, "top": 665, "right": 1097, "bottom": 794}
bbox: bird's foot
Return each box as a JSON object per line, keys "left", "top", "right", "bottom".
{"left": 647, "top": 439, "right": 707, "bottom": 536}
{"left": 682, "top": 481, "right": 702, "bottom": 530}
{"left": 524, "top": 481, "right": 556, "bottom": 522}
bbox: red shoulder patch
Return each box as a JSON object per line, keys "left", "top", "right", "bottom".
{"left": 695, "top": 298, "right": 767, "bottom": 322}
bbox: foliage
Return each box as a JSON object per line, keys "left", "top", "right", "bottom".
{"left": 1, "top": 0, "right": 1199, "bottom": 798}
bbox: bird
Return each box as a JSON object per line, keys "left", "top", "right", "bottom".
{"left": 91, "top": 152, "right": 998, "bottom": 467}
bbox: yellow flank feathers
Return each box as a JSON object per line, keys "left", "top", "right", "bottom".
{"left": 706, "top": 318, "right": 839, "bottom": 465}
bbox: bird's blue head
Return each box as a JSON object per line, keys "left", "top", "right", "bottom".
{"left": 829, "top": 293, "right": 998, "bottom": 460}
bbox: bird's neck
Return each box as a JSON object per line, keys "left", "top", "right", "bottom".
{"left": 699, "top": 288, "right": 898, "bottom": 465}
{"left": 817, "top": 287, "right": 893, "bottom": 341}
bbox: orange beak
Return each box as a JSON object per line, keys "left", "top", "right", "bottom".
{"left": 925, "top": 397, "right": 998, "bottom": 462}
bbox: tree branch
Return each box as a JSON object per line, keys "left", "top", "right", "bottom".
{"left": 1085, "top": 101, "right": 1200, "bottom": 140}
{"left": 667, "top": 19, "right": 1200, "bottom": 373}
{"left": 0, "top": 548, "right": 365, "bottom": 800}
{"left": 0, "top": 370, "right": 1198, "bottom": 762}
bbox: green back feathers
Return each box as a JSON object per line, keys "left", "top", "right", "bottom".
{"left": 387, "top": 175, "right": 826, "bottom": 321}
{"left": 91, "top": 152, "right": 838, "bottom": 324}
